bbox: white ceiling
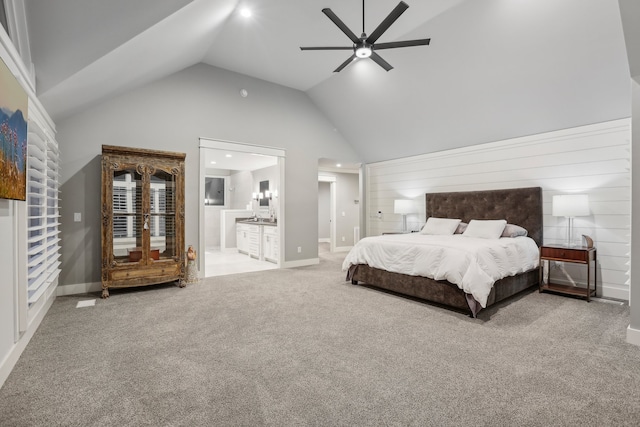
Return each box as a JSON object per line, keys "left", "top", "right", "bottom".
{"left": 23, "top": 0, "right": 638, "bottom": 164}
{"left": 25, "top": 0, "right": 464, "bottom": 121}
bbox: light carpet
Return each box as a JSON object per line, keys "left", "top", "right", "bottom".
{"left": 0, "top": 250, "right": 638, "bottom": 426}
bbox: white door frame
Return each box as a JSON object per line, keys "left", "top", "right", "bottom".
{"left": 198, "top": 138, "right": 286, "bottom": 275}
{"left": 318, "top": 175, "right": 336, "bottom": 253}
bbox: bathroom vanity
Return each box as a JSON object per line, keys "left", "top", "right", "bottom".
{"left": 236, "top": 219, "right": 278, "bottom": 263}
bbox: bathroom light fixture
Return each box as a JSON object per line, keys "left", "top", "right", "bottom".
{"left": 552, "top": 194, "right": 590, "bottom": 246}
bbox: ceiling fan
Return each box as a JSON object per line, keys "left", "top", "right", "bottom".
{"left": 300, "top": 0, "right": 431, "bottom": 72}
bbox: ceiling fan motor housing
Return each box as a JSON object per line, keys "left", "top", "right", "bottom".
{"left": 355, "top": 40, "right": 373, "bottom": 58}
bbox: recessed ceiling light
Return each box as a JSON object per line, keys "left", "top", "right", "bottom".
{"left": 210, "top": 161, "right": 217, "bottom": 165}
{"left": 336, "top": 163, "right": 342, "bottom": 167}
{"left": 225, "top": 154, "right": 232, "bottom": 158}
{"left": 240, "top": 8, "right": 252, "bottom": 18}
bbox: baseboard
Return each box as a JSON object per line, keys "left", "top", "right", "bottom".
{"left": 282, "top": 258, "right": 319, "bottom": 268}
{"left": 0, "top": 291, "right": 55, "bottom": 389}
{"left": 600, "top": 285, "right": 629, "bottom": 301}
{"left": 627, "top": 325, "right": 640, "bottom": 347}
{"left": 333, "top": 246, "right": 353, "bottom": 253}
{"left": 56, "top": 281, "right": 102, "bottom": 296}
{"left": 318, "top": 238, "right": 330, "bottom": 243}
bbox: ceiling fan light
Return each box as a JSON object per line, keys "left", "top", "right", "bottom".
{"left": 355, "top": 46, "right": 372, "bottom": 58}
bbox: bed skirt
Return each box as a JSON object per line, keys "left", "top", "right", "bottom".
{"left": 346, "top": 264, "right": 540, "bottom": 317}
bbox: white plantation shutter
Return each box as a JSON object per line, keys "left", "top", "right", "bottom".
{"left": 26, "top": 120, "right": 60, "bottom": 307}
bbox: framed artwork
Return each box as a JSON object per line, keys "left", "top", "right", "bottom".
{"left": 0, "top": 55, "right": 28, "bottom": 201}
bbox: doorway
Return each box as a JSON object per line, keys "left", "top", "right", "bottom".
{"left": 199, "top": 138, "right": 285, "bottom": 277}
{"left": 318, "top": 158, "right": 361, "bottom": 254}
{"left": 318, "top": 176, "right": 336, "bottom": 252}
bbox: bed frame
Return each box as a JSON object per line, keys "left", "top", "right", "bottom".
{"left": 347, "top": 187, "right": 543, "bottom": 317}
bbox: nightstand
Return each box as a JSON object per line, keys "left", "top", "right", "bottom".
{"left": 539, "top": 244, "right": 597, "bottom": 301}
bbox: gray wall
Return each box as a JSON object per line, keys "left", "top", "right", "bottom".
{"left": 56, "top": 63, "right": 359, "bottom": 288}
{"left": 229, "top": 171, "right": 252, "bottom": 210}
{"left": 335, "top": 173, "right": 359, "bottom": 247}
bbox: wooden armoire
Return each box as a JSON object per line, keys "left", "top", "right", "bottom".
{"left": 101, "top": 145, "right": 186, "bottom": 298}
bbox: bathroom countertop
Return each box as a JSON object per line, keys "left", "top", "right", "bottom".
{"left": 236, "top": 218, "right": 277, "bottom": 226}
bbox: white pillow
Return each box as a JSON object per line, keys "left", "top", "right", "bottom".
{"left": 462, "top": 219, "right": 507, "bottom": 239}
{"left": 420, "top": 217, "right": 461, "bottom": 235}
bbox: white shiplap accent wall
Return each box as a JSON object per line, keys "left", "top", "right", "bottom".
{"left": 365, "top": 119, "right": 631, "bottom": 300}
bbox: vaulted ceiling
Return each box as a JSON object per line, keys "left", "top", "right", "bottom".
{"left": 24, "top": 0, "right": 636, "bottom": 163}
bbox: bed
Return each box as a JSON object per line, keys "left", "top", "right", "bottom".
{"left": 344, "top": 187, "right": 542, "bottom": 317}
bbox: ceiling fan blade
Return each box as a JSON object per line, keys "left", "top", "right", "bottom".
{"left": 322, "top": 8, "right": 360, "bottom": 44}
{"left": 334, "top": 54, "right": 357, "bottom": 72}
{"left": 300, "top": 46, "right": 354, "bottom": 51}
{"left": 374, "top": 38, "right": 431, "bottom": 50}
{"left": 365, "top": 1, "right": 409, "bottom": 44}
{"left": 370, "top": 52, "right": 393, "bottom": 72}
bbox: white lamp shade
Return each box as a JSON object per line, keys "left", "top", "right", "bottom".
{"left": 394, "top": 199, "right": 414, "bottom": 215}
{"left": 552, "top": 194, "right": 590, "bottom": 217}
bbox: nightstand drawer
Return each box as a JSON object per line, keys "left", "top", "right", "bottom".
{"left": 540, "top": 247, "right": 589, "bottom": 263}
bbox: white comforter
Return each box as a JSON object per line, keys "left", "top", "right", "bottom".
{"left": 342, "top": 234, "right": 540, "bottom": 308}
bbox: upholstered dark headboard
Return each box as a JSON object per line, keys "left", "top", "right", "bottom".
{"left": 425, "top": 187, "right": 543, "bottom": 247}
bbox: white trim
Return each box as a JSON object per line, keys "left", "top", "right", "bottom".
{"left": 281, "top": 258, "right": 319, "bottom": 268}
{"left": 277, "top": 156, "right": 285, "bottom": 267}
{"left": 0, "top": 290, "right": 54, "bottom": 389}
{"left": 333, "top": 246, "right": 353, "bottom": 253}
{"left": 318, "top": 166, "right": 359, "bottom": 174}
{"left": 199, "top": 138, "right": 285, "bottom": 271}
{"left": 627, "top": 325, "right": 640, "bottom": 347}
{"left": 14, "top": 200, "right": 26, "bottom": 338}
{"left": 3, "top": 0, "right": 32, "bottom": 77}
{"left": 199, "top": 138, "right": 285, "bottom": 158}
{"left": 56, "top": 282, "right": 102, "bottom": 296}
{"left": 318, "top": 175, "right": 337, "bottom": 253}
{"left": 601, "top": 285, "right": 630, "bottom": 302}
{"left": 318, "top": 238, "right": 330, "bottom": 243}
{"left": 0, "top": 1, "right": 34, "bottom": 93}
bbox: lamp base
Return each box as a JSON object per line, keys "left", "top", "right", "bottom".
{"left": 565, "top": 217, "right": 580, "bottom": 247}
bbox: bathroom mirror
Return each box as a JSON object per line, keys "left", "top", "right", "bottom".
{"left": 259, "top": 180, "right": 269, "bottom": 207}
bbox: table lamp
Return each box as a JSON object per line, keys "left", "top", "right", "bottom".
{"left": 552, "top": 194, "right": 590, "bottom": 246}
{"left": 394, "top": 199, "right": 414, "bottom": 232}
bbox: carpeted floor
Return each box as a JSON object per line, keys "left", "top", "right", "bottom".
{"left": 1, "top": 248, "right": 639, "bottom": 426}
